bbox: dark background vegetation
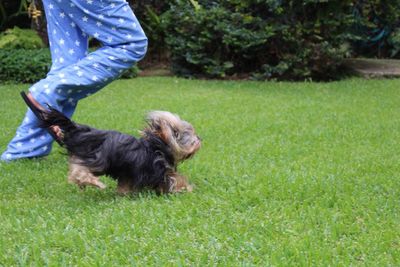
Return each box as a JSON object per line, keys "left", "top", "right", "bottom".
{"left": 0, "top": 0, "right": 399, "bottom": 82}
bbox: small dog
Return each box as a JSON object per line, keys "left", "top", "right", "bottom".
{"left": 21, "top": 92, "right": 201, "bottom": 194}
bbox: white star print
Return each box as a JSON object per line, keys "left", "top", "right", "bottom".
{"left": 118, "top": 18, "right": 125, "bottom": 24}
{"left": 60, "top": 13, "right": 66, "bottom": 18}
{"left": 96, "top": 21, "right": 102, "bottom": 27}
{"left": 71, "top": 22, "right": 76, "bottom": 28}
{"left": 94, "top": 32, "right": 100, "bottom": 38}
{"left": 77, "top": 71, "right": 83, "bottom": 77}
{"left": 107, "top": 37, "right": 113, "bottom": 42}
{"left": 44, "top": 84, "right": 49, "bottom": 88}
{"left": 28, "top": 128, "right": 34, "bottom": 134}
{"left": 69, "top": 49, "right": 75, "bottom": 55}
{"left": 108, "top": 56, "right": 115, "bottom": 60}
{"left": 61, "top": 79, "right": 67, "bottom": 83}
{"left": 53, "top": 29, "right": 57, "bottom": 35}
{"left": 42, "top": 146, "right": 48, "bottom": 151}
{"left": 92, "top": 76, "right": 98, "bottom": 81}
{"left": 111, "top": 3, "right": 116, "bottom": 8}
{"left": 67, "top": 89, "right": 73, "bottom": 94}
{"left": 93, "top": 63, "right": 99, "bottom": 68}
{"left": 30, "top": 138, "right": 36, "bottom": 143}
{"left": 5, "top": 154, "right": 11, "bottom": 159}
{"left": 40, "top": 135, "right": 46, "bottom": 140}
{"left": 49, "top": 4, "right": 54, "bottom": 9}
{"left": 75, "top": 40, "right": 80, "bottom": 46}
{"left": 69, "top": 13, "right": 74, "bottom": 18}
{"left": 59, "top": 73, "right": 65, "bottom": 78}
{"left": 59, "top": 57, "right": 65, "bottom": 63}
{"left": 45, "top": 88, "right": 51, "bottom": 94}
{"left": 16, "top": 142, "right": 23, "bottom": 147}
{"left": 123, "top": 6, "right": 129, "bottom": 12}
{"left": 87, "top": 0, "right": 93, "bottom": 4}
{"left": 59, "top": 39, "right": 65, "bottom": 45}
{"left": 126, "top": 34, "right": 133, "bottom": 39}
{"left": 98, "top": 15, "right": 104, "bottom": 19}
{"left": 74, "top": 66, "right": 80, "bottom": 70}
{"left": 82, "top": 16, "right": 88, "bottom": 22}
{"left": 84, "top": 9, "right": 89, "bottom": 14}
{"left": 88, "top": 56, "right": 94, "bottom": 60}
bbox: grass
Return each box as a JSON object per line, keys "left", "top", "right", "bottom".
{"left": 1, "top": 77, "right": 400, "bottom": 265}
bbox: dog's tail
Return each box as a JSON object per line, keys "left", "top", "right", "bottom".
{"left": 20, "top": 91, "right": 76, "bottom": 146}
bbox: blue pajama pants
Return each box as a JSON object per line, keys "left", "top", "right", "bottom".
{"left": 1, "top": 0, "right": 147, "bottom": 161}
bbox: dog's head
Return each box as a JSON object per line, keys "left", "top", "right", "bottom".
{"left": 142, "top": 111, "right": 201, "bottom": 163}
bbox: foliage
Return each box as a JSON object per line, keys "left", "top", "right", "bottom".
{"left": 1, "top": 78, "right": 400, "bottom": 265}
{"left": 0, "top": 27, "right": 44, "bottom": 49}
{"left": 351, "top": 1, "right": 400, "bottom": 58}
{"left": 0, "top": 48, "right": 51, "bottom": 83}
{"left": 0, "top": 48, "right": 138, "bottom": 83}
{"left": 162, "top": 0, "right": 354, "bottom": 80}
{"left": 128, "top": 1, "right": 169, "bottom": 63}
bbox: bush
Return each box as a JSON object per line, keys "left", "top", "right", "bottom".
{"left": 0, "top": 27, "right": 44, "bottom": 49}
{"left": 351, "top": 1, "right": 400, "bottom": 58}
{"left": 0, "top": 49, "right": 51, "bottom": 83}
{"left": 0, "top": 48, "right": 139, "bottom": 83}
{"left": 163, "top": 0, "right": 354, "bottom": 80}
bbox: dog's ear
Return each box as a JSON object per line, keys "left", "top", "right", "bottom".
{"left": 143, "top": 111, "right": 180, "bottom": 142}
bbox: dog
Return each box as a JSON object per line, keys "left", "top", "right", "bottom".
{"left": 21, "top": 92, "right": 201, "bottom": 194}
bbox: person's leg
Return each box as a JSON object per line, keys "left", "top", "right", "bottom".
{"left": 2, "top": 0, "right": 147, "bottom": 161}
{"left": 1, "top": 0, "right": 88, "bottom": 161}
{"left": 39, "top": 0, "right": 148, "bottom": 103}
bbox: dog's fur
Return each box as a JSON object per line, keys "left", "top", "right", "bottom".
{"left": 21, "top": 92, "right": 201, "bottom": 194}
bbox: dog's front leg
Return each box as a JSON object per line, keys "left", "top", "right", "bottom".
{"left": 68, "top": 163, "right": 106, "bottom": 189}
{"left": 168, "top": 173, "right": 193, "bottom": 193}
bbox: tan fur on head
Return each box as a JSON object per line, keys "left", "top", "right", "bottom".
{"left": 142, "top": 111, "right": 201, "bottom": 163}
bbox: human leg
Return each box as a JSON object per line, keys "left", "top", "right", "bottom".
{"left": 1, "top": 0, "right": 88, "bottom": 161}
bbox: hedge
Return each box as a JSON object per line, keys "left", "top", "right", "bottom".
{"left": 162, "top": 0, "right": 354, "bottom": 80}
{"left": 0, "top": 49, "right": 138, "bottom": 83}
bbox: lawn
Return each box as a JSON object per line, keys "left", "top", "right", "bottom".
{"left": 0, "top": 77, "right": 400, "bottom": 265}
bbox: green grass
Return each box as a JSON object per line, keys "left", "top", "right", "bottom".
{"left": 1, "top": 77, "right": 400, "bottom": 265}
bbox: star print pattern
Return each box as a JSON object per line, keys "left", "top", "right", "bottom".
{"left": 1, "top": 0, "right": 147, "bottom": 161}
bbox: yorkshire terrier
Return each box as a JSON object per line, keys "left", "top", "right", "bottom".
{"left": 21, "top": 92, "right": 201, "bottom": 194}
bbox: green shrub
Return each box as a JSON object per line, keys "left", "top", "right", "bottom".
{"left": 0, "top": 48, "right": 51, "bottom": 83}
{"left": 0, "top": 27, "right": 44, "bottom": 49}
{"left": 162, "top": 0, "right": 354, "bottom": 80}
{"left": 0, "top": 48, "right": 139, "bottom": 83}
{"left": 351, "top": 1, "right": 400, "bottom": 58}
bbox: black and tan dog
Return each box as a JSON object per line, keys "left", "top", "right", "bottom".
{"left": 21, "top": 92, "right": 201, "bottom": 194}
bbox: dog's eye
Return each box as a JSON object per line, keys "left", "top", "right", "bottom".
{"left": 174, "top": 130, "right": 180, "bottom": 138}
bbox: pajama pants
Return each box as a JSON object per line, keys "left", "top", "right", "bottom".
{"left": 1, "top": 0, "right": 147, "bottom": 161}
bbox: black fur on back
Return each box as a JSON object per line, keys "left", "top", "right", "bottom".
{"left": 37, "top": 107, "right": 176, "bottom": 192}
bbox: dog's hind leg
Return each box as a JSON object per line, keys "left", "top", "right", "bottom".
{"left": 68, "top": 162, "right": 106, "bottom": 189}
